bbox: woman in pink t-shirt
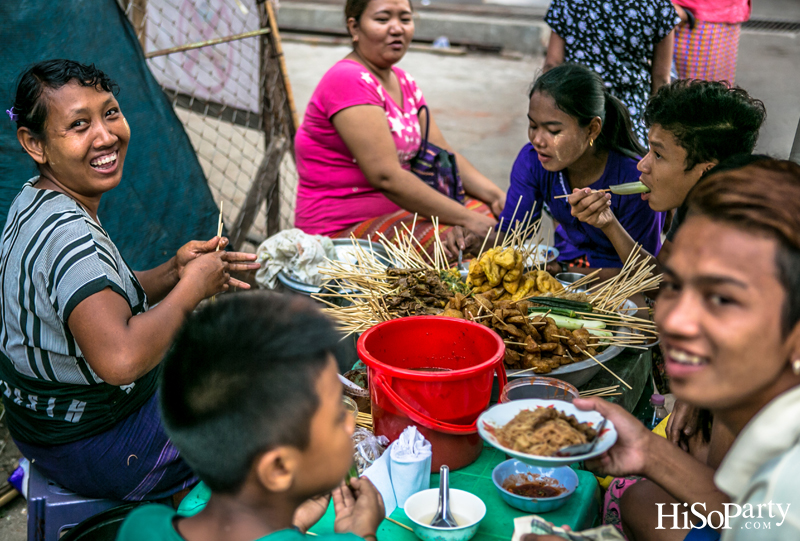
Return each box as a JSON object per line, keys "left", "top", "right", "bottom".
{"left": 294, "top": 0, "right": 506, "bottom": 248}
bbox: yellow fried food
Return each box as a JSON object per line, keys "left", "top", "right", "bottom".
{"left": 474, "top": 283, "right": 494, "bottom": 293}
{"left": 479, "top": 250, "right": 504, "bottom": 286}
{"left": 504, "top": 267, "right": 522, "bottom": 283}
{"left": 494, "top": 247, "right": 517, "bottom": 270}
{"left": 503, "top": 279, "right": 519, "bottom": 295}
{"left": 466, "top": 259, "right": 485, "bottom": 286}
{"left": 535, "top": 270, "right": 564, "bottom": 294}
{"left": 511, "top": 273, "right": 536, "bottom": 301}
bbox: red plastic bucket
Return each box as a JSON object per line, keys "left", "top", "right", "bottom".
{"left": 357, "top": 316, "right": 507, "bottom": 471}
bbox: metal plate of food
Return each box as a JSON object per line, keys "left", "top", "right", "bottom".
{"left": 504, "top": 299, "right": 637, "bottom": 388}
{"left": 276, "top": 239, "right": 392, "bottom": 296}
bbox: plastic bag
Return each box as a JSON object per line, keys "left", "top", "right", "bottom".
{"left": 352, "top": 427, "right": 388, "bottom": 474}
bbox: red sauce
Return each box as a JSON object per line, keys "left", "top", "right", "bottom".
{"left": 502, "top": 473, "right": 566, "bottom": 498}
{"left": 506, "top": 481, "right": 565, "bottom": 498}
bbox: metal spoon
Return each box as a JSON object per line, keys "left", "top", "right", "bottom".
{"left": 556, "top": 418, "right": 607, "bottom": 457}
{"left": 457, "top": 249, "right": 465, "bottom": 272}
{"left": 430, "top": 465, "right": 458, "bottom": 528}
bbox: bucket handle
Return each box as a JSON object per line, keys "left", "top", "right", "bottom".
{"left": 373, "top": 362, "right": 508, "bottom": 436}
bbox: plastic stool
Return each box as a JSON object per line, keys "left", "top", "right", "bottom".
{"left": 27, "top": 465, "right": 125, "bottom": 541}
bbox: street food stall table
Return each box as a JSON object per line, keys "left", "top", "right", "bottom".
{"left": 309, "top": 445, "right": 600, "bottom": 540}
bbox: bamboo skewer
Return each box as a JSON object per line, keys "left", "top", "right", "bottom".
{"left": 386, "top": 517, "right": 414, "bottom": 532}
{"left": 553, "top": 188, "right": 612, "bottom": 199}
{"left": 578, "top": 347, "right": 632, "bottom": 390}
{"left": 215, "top": 200, "right": 224, "bottom": 250}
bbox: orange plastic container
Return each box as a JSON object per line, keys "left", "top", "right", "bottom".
{"left": 357, "top": 316, "right": 507, "bottom": 471}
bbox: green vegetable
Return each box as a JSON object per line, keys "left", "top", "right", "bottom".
{"left": 528, "top": 306, "right": 576, "bottom": 318}
{"left": 439, "top": 269, "right": 471, "bottom": 295}
{"left": 345, "top": 463, "right": 359, "bottom": 486}
{"left": 587, "top": 329, "right": 613, "bottom": 337}
{"left": 528, "top": 296, "right": 593, "bottom": 313}
{"left": 609, "top": 181, "right": 650, "bottom": 195}
{"left": 529, "top": 313, "right": 607, "bottom": 330}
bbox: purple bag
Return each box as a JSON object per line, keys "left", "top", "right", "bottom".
{"left": 410, "top": 105, "right": 466, "bottom": 203}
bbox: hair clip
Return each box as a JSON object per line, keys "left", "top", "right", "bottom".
{"left": 6, "top": 107, "right": 18, "bottom": 122}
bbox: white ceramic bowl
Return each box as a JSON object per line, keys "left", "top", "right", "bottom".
{"left": 477, "top": 399, "right": 617, "bottom": 467}
{"left": 404, "top": 488, "right": 486, "bottom": 541}
{"left": 523, "top": 243, "right": 559, "bottom": 267}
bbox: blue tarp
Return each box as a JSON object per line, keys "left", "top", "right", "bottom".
{"left": 0, "top": 0, "right": 220, "bottom": 270}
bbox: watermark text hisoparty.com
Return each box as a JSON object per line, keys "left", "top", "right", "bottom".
{"left": 657, "top": 502, "right": 791, "bottom": 530}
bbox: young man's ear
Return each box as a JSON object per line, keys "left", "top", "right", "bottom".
{"left": 254, "top": 447, "right": 301, "bottom": 493}
{"left": 17, "top": 128, "right": 47, "bottom": 165}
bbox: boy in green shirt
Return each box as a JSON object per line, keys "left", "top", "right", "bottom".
{"left": 117, "top": 292, "right": 384, "bottom": 541}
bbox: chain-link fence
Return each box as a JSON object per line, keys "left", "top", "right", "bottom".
{"left": 120, "top": 0, "right": 298, "bottom": 251}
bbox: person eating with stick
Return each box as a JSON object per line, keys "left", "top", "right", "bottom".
{"left": 0, "top": 59, "right": 260, "bottom": 502}
{"left": 566, "top": 80, "right": 765, "bottom": 274}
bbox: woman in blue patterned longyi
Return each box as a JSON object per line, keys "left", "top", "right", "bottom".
{"left": 544, "top": 0, "right": 680, "bottom": 146}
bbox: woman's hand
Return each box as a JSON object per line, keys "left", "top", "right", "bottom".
{"left": 443, "top": 226, "right": 481, "bottom": 259}
{"left": 666, "top": 400, "right": 700, "bottom": 452}
{"left": 179, "top": 252, "right": 232, "bottom": 299}
{"left": 293, "top": 493, "right": 332, "bottom": 533}
{"left": 332, "top": 478, "right": 385, "bottom": 539}
{"left": 176, "top": 236, "right": 259, "bottom": 290}
{"left": 489, "top": 191, "right": 506, "bottom": 217}
{"left": 568, "top": 189, "right": 615, "bottom": 229}
{"left": 573, "top": 397, "right": 654, "bottom": 478}
{"left": 462, "top": 212, "right": 497, "bottom": 240}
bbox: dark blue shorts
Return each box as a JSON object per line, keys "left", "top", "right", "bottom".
{"left": 15, "top": 392, "right": 197, "bottom": 501}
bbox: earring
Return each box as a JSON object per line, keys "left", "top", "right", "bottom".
{"left": 793, "top": 358, "right": 800, "bottom": 376}
{"left": 589, "top": 138, "right": 594, "bottom": 147}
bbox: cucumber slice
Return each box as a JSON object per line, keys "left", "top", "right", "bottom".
{"left": 609, "top": 181, "right": 650, "bottom": 195}
{"left": 529, "top": 313, "right": 607, "bottom": 330}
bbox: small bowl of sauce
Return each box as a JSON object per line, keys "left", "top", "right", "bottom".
{"left": 491, "top": 459, "right": 578, "bottom": 513}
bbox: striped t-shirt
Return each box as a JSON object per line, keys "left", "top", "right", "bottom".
{"left": 0, "top": 180, "right": 158, "bottom": 445}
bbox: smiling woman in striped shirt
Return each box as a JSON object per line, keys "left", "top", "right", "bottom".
{"left": 0, "top": 59, "right": 259, "bottom": 502}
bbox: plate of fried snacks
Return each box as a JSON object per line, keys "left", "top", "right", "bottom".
{"left": 477, "top": 399, "right": 617, "bottom": 466}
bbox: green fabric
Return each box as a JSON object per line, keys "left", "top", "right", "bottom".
{"left": 579, "top": 349, "right": 651, "bottom": 413}
{"left": 116, "top": 503, "right": 361, "bottom": 541}
{"left": 310, "top": 445, "right": 600, "bottom": 540}
{"left": 175, "top": 446, "right": 600, "bottom": 541}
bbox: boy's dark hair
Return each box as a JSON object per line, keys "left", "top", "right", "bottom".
{"left": 160, "top": 292, "right": 341, "bottom": 493}
{"left": 531, "top": 64, "right": 646, "bottom": 159}
{"left": 11, "top": 59, "right": 119, "bottom": 140}
{"left": 644, "top": 80, "right": 766, "bottom": 171}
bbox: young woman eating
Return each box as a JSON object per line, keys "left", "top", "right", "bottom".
{"left": 451, "top": 64, "right": 663, "bottom": 272}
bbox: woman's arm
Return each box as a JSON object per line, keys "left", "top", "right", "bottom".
{"left": 651, "top": 30, "right": 675, "bottom": 94}
{"left": 424, "top": 114, "right": 506, "bottom": 216}
{"left": 543, "top": 32, "right": 566, "bottom": 72}
{"left": 68, "top": 251, "right": 241, "bottom": 386}
{"left": 331, "top": 105, "right": 497, "bottom": 237}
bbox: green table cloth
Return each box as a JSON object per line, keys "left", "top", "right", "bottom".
{"left": 310, "top": 445, "right": 600, "bottom": 540}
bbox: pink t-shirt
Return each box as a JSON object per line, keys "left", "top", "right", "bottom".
{"left": 674, "top": 0, "right": 751, "bottom": 24}
{"left": 294, "top": 59, "right": 427, "bottom": 236}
